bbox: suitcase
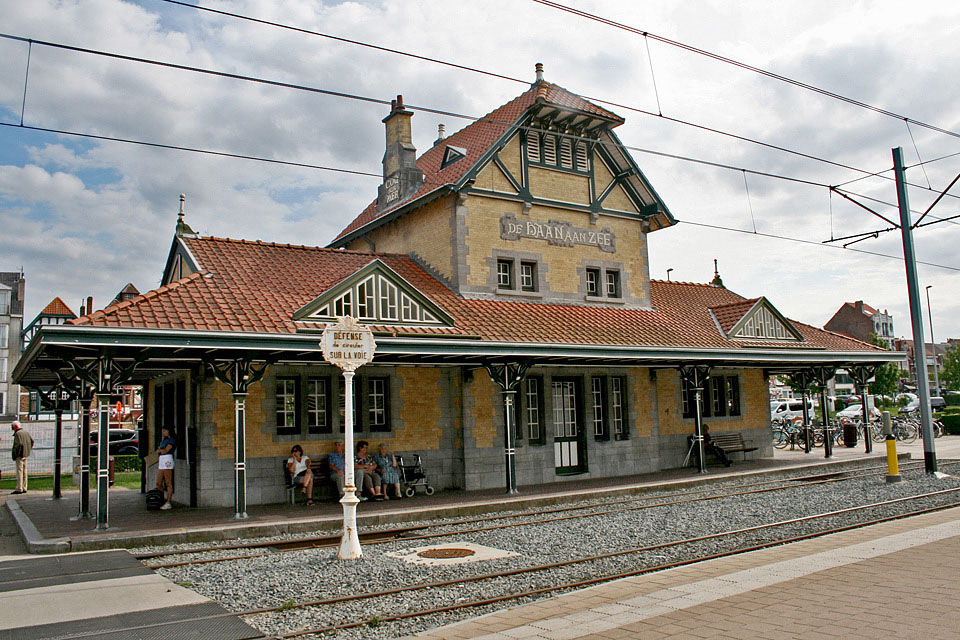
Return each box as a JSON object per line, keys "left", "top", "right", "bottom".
{"left": 145, "top": 489, "right": 166, "bottom": 511}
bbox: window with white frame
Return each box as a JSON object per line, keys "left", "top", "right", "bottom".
{"left": 307, "top": 377, "right": 330, "bottom": 433}
{"left": 525, "top": 377, "right": 543, "bottom": 443}
{"left": 611, "top": 376, "right": 625, "bottom": 437}
{"left": 356, "top": 277, "right": 375, "bottom": 319}
{"left": 367, "top": 377, "right": 390, "bottom": 431}
{"left": 586, "top": 268, "right": 600, "bottom": 296}
{"left": 0, "top": 324, "right": 7, "bottom": 349}
{"left": 276, "top": 377, "right": 299, "bottom": 434}
{"left": 591, "top": 376, "right": 607, "bottom": 439}
{"left": 605, "top": 270, "right": 621, "bottom": 298}
{"left": 497, "top": 259, "right": 513, "bottom": 289}
{"left": 379, "top": 279, "right": 398, "bottom": 320}
{"left": 0, "top": 291, "right": 9, "bottom": 315}
{"left": 520, "top": 261, "right": 537, "bottom": 292}
{"left": 333, "top": 289, "right": 353, "bottom": 317}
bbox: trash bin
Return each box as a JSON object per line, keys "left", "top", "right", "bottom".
{"left": 842, "top": 421, "right": 858, "bottom": 447}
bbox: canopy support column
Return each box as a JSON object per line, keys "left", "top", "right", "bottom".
{"left": 848, "top": 365, "right": 880, "bottom": 454}
{"left": 789, "top": 371, "right": 815, "bottom": 453}
{"left": 485, "top": 361, "right": 531, "bottom": 494}
{"left": 680, "top": 364, "right": 712, "bottom": 474}
{"left": 205, "top": 358, "right": 271, "bottom": 520}
{"left": 809, "top": 366, "right": 837, "bottom": 459}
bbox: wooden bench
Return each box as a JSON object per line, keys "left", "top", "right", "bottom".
{"left": 708, "top": 431, "right": 758, "bottom": 462}
{"left": 282, "top": 455, "right": 336, "bottom": 504}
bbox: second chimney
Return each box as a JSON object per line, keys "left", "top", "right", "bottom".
{"left": 378, "top": 95, "right": 424, "bottom": 210}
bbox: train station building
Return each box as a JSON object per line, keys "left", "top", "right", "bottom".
{"left": 13, "top": 68, "right": 898, "bottom": 519}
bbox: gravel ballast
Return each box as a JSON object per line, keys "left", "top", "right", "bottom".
{"left": 146, "top": 460, "right": 960, "bottom": 639}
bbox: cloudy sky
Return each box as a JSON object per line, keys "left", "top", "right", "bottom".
{"left": 1, "top": 0, "right": 958, "bottom": 344}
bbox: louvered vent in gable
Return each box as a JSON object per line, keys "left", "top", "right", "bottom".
{"left": 542, "top": 134, "right": 557, "bottom": 165}
{"left": 293, "top": 260, "right": 454, "bottom": 328}
{"left": 559, "top": 136, "right": 574, "bottom": 168}
{"left": 575, "top": 141, "right": 589, "bottom": 171}
{"left": 526, "top": 131, "right": 541, "bottom": 163}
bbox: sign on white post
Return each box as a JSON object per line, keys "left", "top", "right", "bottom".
{"left": 321, "top": 316, "right": 375, "bottom": 560}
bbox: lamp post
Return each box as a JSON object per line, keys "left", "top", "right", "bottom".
{"left": 925, "top": 285, "right": 940, "bottom": 396}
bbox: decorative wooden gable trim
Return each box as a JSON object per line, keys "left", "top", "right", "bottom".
{"left": 161, "top": 236, "right": 201, "bottom": 285}
{"left": 720, "top": 298, "right": 804, "bottom": 342}
{"left": 293, "top": 259, "right": 455, "bottom": 327}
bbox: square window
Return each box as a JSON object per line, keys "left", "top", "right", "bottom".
{"left": 497, "top": 259, "right": 514, "bottom": 289}
{"left": 605, "top": 270, "right": 621, "bottom": 298}
{"left": 520, "top": 261, "right": 537, "bottom": 291}
{"left": 586, "top": 268, "right": 600, "bottom": 296}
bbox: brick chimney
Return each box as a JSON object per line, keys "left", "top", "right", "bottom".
{"left": 854, "top": 300, "right": 864, "bottom": 314}
{"left": 377, "top": 95, "right": 423, "bottom": 210}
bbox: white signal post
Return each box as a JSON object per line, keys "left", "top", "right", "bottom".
{"left": 321, "top": 316, "right": 376, "bottom": 560}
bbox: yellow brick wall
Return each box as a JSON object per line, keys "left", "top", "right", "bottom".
{"left": 656, "top": 368, "right": 767, "bottom": 436}
{"left": 499, "top": 133, "right": 523, "bottom": 183}
{"left": 594, "top": 155, "right": 615, "bottom": 194}
{"left": 630, "top": 368, "right": 655, "bottom": 438}
{"left": 465, "top": 196, "right": 649, "bottom": 303}
{"left": 346, "top": 196, "right": 454, "bottom": 281}
{"left": 210, "top": 380, "right": 269, "bottom": 459}
{"left": 470, "top": 368, "right": 497, "bottom": 448}
{"left": 602, "top": 183, "right": 640, "bottom": 214}
{"left": 528, "top": 166, "right": 590, "bottom": 205}
{"left": 475, "top": 162, "right": 519, "bottom": 194}
{"left": 393, "top": 367, "right": 445, "bottom": 450}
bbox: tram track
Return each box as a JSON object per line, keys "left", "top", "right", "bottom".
{"left": 58, "top": 487, "right": 960, "bottom": 639}
{"left": 141, "top": 459, "right": 958, "bottom": 570}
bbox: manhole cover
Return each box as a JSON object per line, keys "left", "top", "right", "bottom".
{"left": 418, "top": 547, "right": 476, "bottom": 559}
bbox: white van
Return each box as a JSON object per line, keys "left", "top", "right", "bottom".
{"left": 770, "top": 398, "right": 814, "bottom": 422}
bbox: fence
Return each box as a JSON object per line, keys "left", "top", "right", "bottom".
{"left": 0, "top": 421, "right": 79, "bottom": 477}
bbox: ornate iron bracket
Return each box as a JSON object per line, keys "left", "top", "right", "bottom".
{"left": 204, "top": 357, "right": 274, "bottom": 394}
{"left": 847, "top": 365, "right": 879, "bottom": 392}
{"left": 808, "top": 365, "right": 837, "bottom": 389}
{"left": 65, "top": 354, "right": 142, "bottom": 395}
{"left": 484, "top": 360, "right": 532, "bottom": 391}
{"left": 678, "top": 363, "right": 712, "bottom": 390}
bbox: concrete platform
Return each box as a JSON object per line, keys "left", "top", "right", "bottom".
{"left": 0, "top": 549, "right": 260, "bottom": 639}
{"left": 5, "top": 436, "right": 959, "bottom": 553}
{"left": 407, "top": 504, "right": 960, "bottom": 640}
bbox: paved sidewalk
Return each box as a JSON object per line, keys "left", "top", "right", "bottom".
{"left": 409, "top": 506, "right": 960, "bottom": 639}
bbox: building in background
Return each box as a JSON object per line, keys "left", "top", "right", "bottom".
{"left": 893, "top": 338, "right": 951, "bottom": 392}
{"left": 20, "top": 297, "right": 79, "bottom": 421}
{"left": 824, "top": 300, "right": 895, "bottom": 348}
{"left": 0, "top": 271, "right": 25, "bottom": 422}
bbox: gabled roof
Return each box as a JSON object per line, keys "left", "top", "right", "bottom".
{"left": 710, "top": 296, "right": 804, "bottom": 341}
{"left": 40, "top": 297, "right": 76, "bottom": 317}
{"left": 69, "top": 236, "right": 884, "bottom": 356}
{"left": 332, "top": 80, "right": 654, "bottom": 245}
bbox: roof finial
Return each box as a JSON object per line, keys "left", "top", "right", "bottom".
{"left": 178, "top": 193, "right": 185, "bottom": 222}
{"left": 535, "top": 62, "right": 544, "bottom": 83}
{"left": 710, "top": 259, "right": 725, "bottom": 288}
{"left": 176, "top": 193, "right": 195, "bottom": 237}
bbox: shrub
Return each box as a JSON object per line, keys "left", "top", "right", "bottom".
{"left": 114, "top": 455, "right": 141, "bottom": 473}
{"left": 941, "top": 413, "right": 960, "bottom": 435}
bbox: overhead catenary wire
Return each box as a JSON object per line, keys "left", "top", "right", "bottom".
{"left": 153, "top": 0, "right": 959, "bottom": 201}
{"left": 530, "top": 0, "right": 960, "bottom": 141}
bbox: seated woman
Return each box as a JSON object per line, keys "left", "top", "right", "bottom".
{"left": 373, "top": 443, "right": 402, "bottom": 499}
{"left": 355, "top": 440, "right": 384, "bottom": 500}
{"left": 287, "top": 444, "right": 315, "bottom": 505}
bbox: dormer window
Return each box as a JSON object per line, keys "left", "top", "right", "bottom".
{"left": 441, "top": 145, "right": 467, "bottom": 168}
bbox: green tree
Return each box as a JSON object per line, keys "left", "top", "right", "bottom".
{"left": 868, "top": 333, "right": 900, "bottom": 398}
{"left": 942, "top": 342, "right": 960, "bottom": 391}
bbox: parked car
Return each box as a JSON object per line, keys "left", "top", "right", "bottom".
{"left": 836, "top": 405, "right": 881, "bottom": 419}
{"left": 89, "top": 428, "right": 140, "bottom": 455}
{"left": 900, "top": 397, "right": 946, "bottom": 414}
{"left": 771, "top": 398, "right": 814, "bottom": 422}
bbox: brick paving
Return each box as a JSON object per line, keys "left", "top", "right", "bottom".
{"left": 409, "top": 507, "right": 960, "bottom": 640}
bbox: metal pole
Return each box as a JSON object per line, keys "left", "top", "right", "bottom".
{"left": 504, "top": 390, "right": 518, "bottom": 494}
{"left": 893, "top": 147, "right": 937, "bottom": 474}
{"left": 800, "top": 388, "right": 811, "bottom": 453}
{"left": 76, "top": 397, "right": 92, "bottom": 519}
{"left": 339, "top": 370, "right": 362, "bottom": 559}
{"left": 52, "top": 408, "right": 63, "bottom": 499}
{"left": 694, "top": 383, "right": 706, "bottom": 474}
{"left": 859, "top": 387, "right": 872, "bottom": 454}
{"left": 233, "top": 393, "right": 248, "bottom": 519}
{"left": 95, "top": 393, "right": 111, "bottom": 530}
{"left": 926, "top": 285, "right": 941, "bottom": 395}
{"left": 819, "top": 385, "right": 832, "bottom": 459}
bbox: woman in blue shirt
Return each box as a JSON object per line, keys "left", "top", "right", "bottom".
{"left": 156, "top": 427, "right": 176, "bottom": 510}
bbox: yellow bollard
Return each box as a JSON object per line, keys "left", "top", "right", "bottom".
{"left": 882, "top": 411, "right": 901, "bottom": 484}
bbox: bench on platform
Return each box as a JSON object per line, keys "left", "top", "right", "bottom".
{"left": 709, "top": 431, "right": 758, "bottom": 462}
{"left": 282, "top": 455, "right": 335, "bottom": 504}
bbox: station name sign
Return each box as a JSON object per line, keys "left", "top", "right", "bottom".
{"left": 500, "top": 214, "right": 615, "bottom": 253}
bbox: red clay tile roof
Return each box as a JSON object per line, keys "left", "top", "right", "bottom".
{"left": 709, "top": 298, "right": 760, "bottom": 334}
{"left": 40, "top": 297, "right": 75, "bottom": 317}
{"left": 333, "top": 82, "right": 622, "bottom": 243}
{"left": 71, "top": 237, "right": 882, "bottom": 354}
